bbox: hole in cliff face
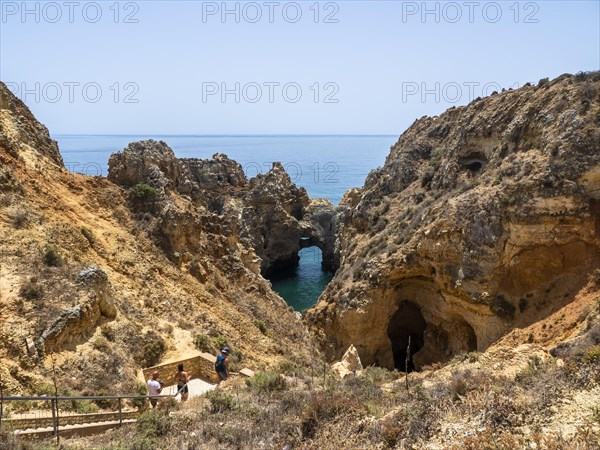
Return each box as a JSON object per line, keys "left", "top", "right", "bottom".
{"left": 269, "top": 246, "right": 333, "bottom": 312}
{"left": 387, "top": 302, "right": 426, "bottom": 372}
{"left": 465, "top": 160, "right": 483, "bottom": 172}
{"left": 460, "top": 153, "right": 488, "bottom": 174}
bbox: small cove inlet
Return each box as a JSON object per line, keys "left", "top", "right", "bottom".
{"left": 268, "top": 247, "right": 334, "bottom": 312}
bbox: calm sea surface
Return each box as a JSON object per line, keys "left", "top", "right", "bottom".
{"left": 53, "top": 135, "right": 397, "bottom": 310}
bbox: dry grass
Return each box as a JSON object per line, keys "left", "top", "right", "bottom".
{"left": 22, "top": 334, "right": 596, "bottom": 450}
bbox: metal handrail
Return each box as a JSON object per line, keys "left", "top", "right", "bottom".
{"left": 0, "top": 383, "right": 190, "bottom": 440}
{"left": 0, "top": 381, "right": 191, "bottom": 402}
{"left": 1, "top": 393, "right": 176, "bottom": 401}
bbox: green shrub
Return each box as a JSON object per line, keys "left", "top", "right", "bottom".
{"left": 344, "top": 375, "right": 382, "bottom": 401}
{"left": 206, "top": 389, "right": 236, "bottom": 413}
{"left": 30, "top": 384, "right": 100, "bottom": 413}
{"left": 62, "top": 398, "right": 99, "bottom": 414}
{"left": 212, "top": 335, "right": 228, "bottom": 351}
{"left": 136, "top": 409, "right": 172, "bottom": 438}
{"left": 93, "top": 389, "right": 118, "bottom": 410}
{"left": 81, "top": 226, "right": 95, "bottom": 245}
{"left": 585, "top": 344, "right": 600, "bottom": 362}
{"left": 363, "top": 365, "right": 398, "bottom": 384}
{"left": 254, "top": 319, "right": 268, "bottom": 335}
{"left": 193, "top": 333, "right": 231, "bottom": 355}
{"left": 7, "top": 399, "right": 32, "bottom": 413}
{"left": 276, "top": 359, "right": 302, "bottom": 376}
{"left": 132, "top": 381, "right": 150, "bottom": 410}
{"left": 193, "top": 333, "right": 211, "bottom": 353}
{"left": 429, "top": 147, "right": 444, "bottom": 171}
{"left": 92, "top": 336, "right": 111, "bottom": 352}
{"left": 43, "top": 244, "right": 62, "bottom": 266}
{"left": 135, "top": 331, "right": 166, "bottom": 368}
{"left": 132, "top": 183, "right": 160, "bottom": 200}
{"left": 245, "top": 371, "right": 286, "bottom": 393}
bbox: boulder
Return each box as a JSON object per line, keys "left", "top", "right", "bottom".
{"left": 39, "top": 267, "right": 117, "bottom": 354}
{"left": 331, "top": 344, "right": 363, "bottom": 379}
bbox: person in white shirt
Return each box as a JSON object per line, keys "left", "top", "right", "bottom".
{"left": 147, "top": 371, "right": 163, "bottom": 408}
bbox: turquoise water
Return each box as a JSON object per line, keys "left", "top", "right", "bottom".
{"left": 53, "top": 134, "right": 397, "bottom": 309}
{"left": 269, "top": 247, "right": 334, "bottom": 312}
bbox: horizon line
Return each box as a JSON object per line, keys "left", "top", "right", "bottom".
{"left": 52, "top": 133, "right": 399, "bottom": 137}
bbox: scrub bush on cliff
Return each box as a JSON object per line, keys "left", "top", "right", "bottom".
{"left": 43, "top": 244, "right": 62, "bottom": 266}
{"left": 132, "top": 183, "right": 160, "bottom": 200}
{"left": 135, "top": 331, "right": 166, "bottom": 367}
{"left": 130, "top": 183, "right": 161, "bottom": 212}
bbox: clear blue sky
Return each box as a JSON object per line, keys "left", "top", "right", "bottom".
{"left": 1, "top": 1, "right": 599, "bottom": 134}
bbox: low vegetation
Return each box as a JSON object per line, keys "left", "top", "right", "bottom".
{"left": 192, "top": 333, "right": 229, "bottom": 355}
{"left": 43, "top": 244, "right": 61, "bottom": 267}
{"left": 18, "top": 277, "right": 43, "bottom": 300}
{"left": 80, "top": 226, "right": 95, "bottom": 245}
{"left": 135, "top": 331, "right": 166, "bottom": 368}
{"left": 14, "top": 333, "right": 598, "bottom": 449}
{"left": 131, "top": 183, "right": 160, "bottom": 200}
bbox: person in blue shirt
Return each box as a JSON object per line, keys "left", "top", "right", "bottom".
{"left": 215, "top": 347, "right": 230, "bottom": 382}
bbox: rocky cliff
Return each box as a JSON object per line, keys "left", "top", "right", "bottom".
{"left": 0, "top": 81, "right": 319, "bottom": 395}
{"left": 107, "top": 142, "right": 319, "bottom": 276}
{"left": 307, "top": 72, "right": 600, "bottom": 371}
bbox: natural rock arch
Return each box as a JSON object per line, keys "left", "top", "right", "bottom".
{"left": 299, "top": 200, "right": 340, "bottom": 272}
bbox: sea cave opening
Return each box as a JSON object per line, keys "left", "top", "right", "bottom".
{"left": 387, "top": 301, "right": 426, "bottom": 372}
{"left": 268, "top": 246, "right": 333, "bottom": 312}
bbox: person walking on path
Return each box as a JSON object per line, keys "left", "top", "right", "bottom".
{"left": 173, "top": 363, "right": 190, "bottom": 401}
{"left": 147, "top": 371, "right": 163, "bottom": 408}
{"left": 215, "top": 347, "right": 230, "bottom": 382}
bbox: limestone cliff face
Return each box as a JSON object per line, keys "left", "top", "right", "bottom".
{"left": 307, "top": 72, "right": 600, "bottom": 371}
{"left": 40, "top": 267, "right": 117, "bottom": 354}
{"left": 0, "top": 81, "right": 63, "bottom": 167}
{"left": 240, "top": 162, "right": 310, "bottom": 275}
{"left": 0, "top": 81, "right": 318, "bottom": 395}
{"left": 300, "top": 198, "right": 343, "bottom": 271}
{"left": 108, "top": 143, "right": 317, "bottom": 277}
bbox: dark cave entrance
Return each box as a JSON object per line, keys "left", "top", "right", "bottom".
{"left": 387, "top": 302, "right": 426, "bottom": 372}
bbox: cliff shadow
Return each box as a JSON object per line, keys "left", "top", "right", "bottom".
{"left": 387, "top": 301, "right": 426, "bottom": 372}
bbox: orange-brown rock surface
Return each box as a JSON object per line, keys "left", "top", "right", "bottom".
{"left": 307, "top": 72, "right": 600, "bottom": 371}
{"left": 0, "top": 81, "right": 317, "bottom": 395}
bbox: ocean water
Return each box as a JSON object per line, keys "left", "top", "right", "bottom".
{"left": 53, "top": 134, "right": 397, "bottom": 310}
{"left": 269, "top": 247, "right": 334, "bottom": 312}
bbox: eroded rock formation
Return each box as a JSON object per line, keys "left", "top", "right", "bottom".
{"left": 331, "top": 344, "right": 363, "bottom": 379}
{"left": 307, "top": 72, "right": 600, "bottom": 371}
{"left": 0, "top": 81, "right": 318, "bottom": 395}
{"left": 107, "top": 142, "right": 336, "bottom": 277}
{"left": 240, "top": 162, "right": 310, "bottom": 275}
{"left": 300, "top": 199, "right": 342, "bottom": 271}
{"left": 40, "top": 268, "right": 117, "bottom": 354}
{"left": 0, "top": 81, "right": 63, "bottom": 166}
